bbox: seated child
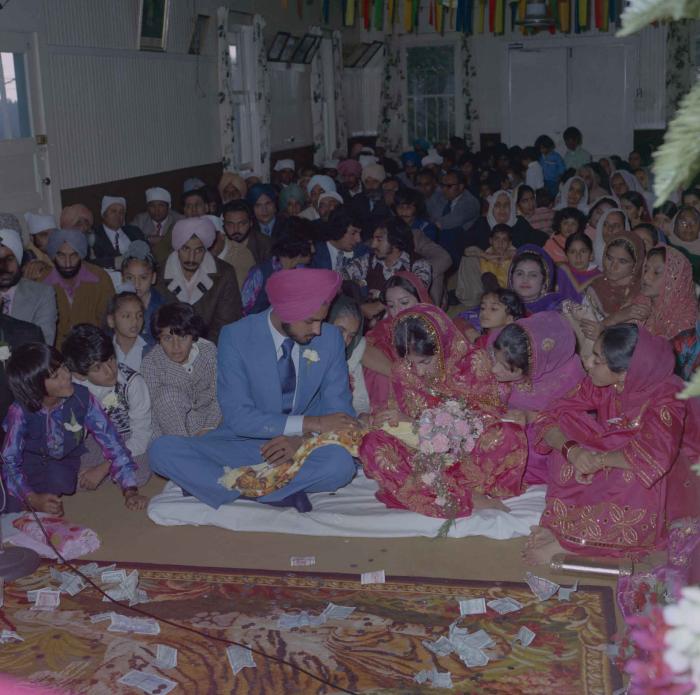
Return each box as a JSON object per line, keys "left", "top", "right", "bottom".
{"left": 1, "top": 343, "right": 147, "bottom": 514}
{"left": 477, "top": 224, "right": 516, "bottom": 288}
{"left": 62, "top": 324, "right": 152, "bottom": 489}
{"left": 121, "top": 241, "right": 164, "bottom": 346}
{"left": 106, "top": 291, "right": 151, "bottom": 372}
{"left": 141, "top": 302, "right": 221, "bottom": 437}
{"left": 455, "top": 288, "right": 525, "bottom": 347}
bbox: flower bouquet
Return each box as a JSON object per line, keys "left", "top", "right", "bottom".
{"left": 416, "top": 399, "right": 484, "bottom": 458}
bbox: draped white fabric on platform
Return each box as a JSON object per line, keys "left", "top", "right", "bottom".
{"left": 147, "top": 472, "right": 546, "bottom": 539}
{"left": 377, "top": 31, "right": 406, "bottom": 157}
{"left": 252, "top": 14, "right": 271, "bottom": 182}
{"left": 331, "top": 30, "right": 349, "bottom": 157}
{"left": 309, "top": 26, "right": 326, "bottom": 165}
{"left": 216, "top": 7, "right": 236, "bottom": 171}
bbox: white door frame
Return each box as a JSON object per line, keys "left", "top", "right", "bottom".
{"left": 503, "top": 34, "right": 636, "bottom": 155}
{"left": 0, "top": 29, "right": 58, "bottom": 216}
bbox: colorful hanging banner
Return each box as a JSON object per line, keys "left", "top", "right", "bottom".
{"left": 345, "top": 0, "right": 356, "bottom": 25}
{"left": 388, "top": 0, "right": 395, "bottom": 24}
{"left": 404, "top": 0, "right": 413, "bottom": 30}
{"left": 323, "top": 0, "right": 330, "bottom": 23}
{"left": 374, "top": 0, "right": 384, "bottom": 29}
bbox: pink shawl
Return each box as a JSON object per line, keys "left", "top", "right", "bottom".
{"left": 644, "top": 246, "right": 696, "bottom": 340}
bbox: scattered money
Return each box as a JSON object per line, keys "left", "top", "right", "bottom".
{"left": 90, "top": 613, "right": 114, "bottom": 623}
{"left": 414, "top": 668, "right": 453, "bottom": 688}
{"left": 290, "top": 556, "right": 316, "bottom": 567}
{"left": 154, "top": 644, "right": 178, "bottom": 669}
{"left": 0, "top": 578, "right": 3, "bottom": 608}
{"left": 31, "top": 589, "right": 60, "bottom": 611}
{"left": 81, "top": 563, "right": 115, "bottom": 577}
{"left": 276, "top": 603, "right": 356, "bottom": 630}
{"left": 458, "top": 598, "right": 486, "bottom": 616}
{"left": 423, "top": 636, "right": 454, "bottom": 657}
{"left": 321, "top": 603, "right": 355, "bottom": 620}
{"left": 513, "top": 626, "right": 536, "bottom": 647}
{"left": 525, "top": 572, "right": 560, "bottom": 602}
{"left": 360, "top": 570, "right": 385, "bottom": 585}
{"left": 226, "top": 645, "right": 256, "bottom": 676}
{"left": 460, "top": 646, "right": 490, "bottom": 668}
{"left": 118, "top": 670, "right": 177, "bottom": 695}
{"left": 0, "top": 630, "right": 23, "bottom": 644}
{"left": 487, "top": 597, "right": 523, "bottom": 614}
{"left": 557, "top": 580, "right": 579, "bottom": 602}
{"left": 60, "top": 575, "right": 86, "bottom": 597}
{"left": 107, "top": 614, "right": 160, "bottom": 635}
{"left": 101, "top": 569, "right": 127, "bottom": 584}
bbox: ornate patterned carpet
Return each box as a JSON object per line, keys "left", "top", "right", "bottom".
{"left": 0, "top": 561, "right": 620, "bottom": 694}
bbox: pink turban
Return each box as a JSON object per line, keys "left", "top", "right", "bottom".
{"left": 337, "top": 159, "right": 362, "bottom": 177}
{"left": 266, "top": 269, "right": 342, "bottom": 322}
{"left": 59, "top": 204, "right": 93, "bottom": 229}
{"left": 171, "top": 217, "right": 216, "bottom": 251}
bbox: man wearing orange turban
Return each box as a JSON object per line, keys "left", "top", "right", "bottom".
{"left": 149, "top": 268, "right": 359, "bottom": 513}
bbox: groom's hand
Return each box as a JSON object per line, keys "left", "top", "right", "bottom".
{"left": 312, "top": 413, "right": 359, "bottom": 434}
{"left": 261, "top": 436, "right": 303, "bottom": 466}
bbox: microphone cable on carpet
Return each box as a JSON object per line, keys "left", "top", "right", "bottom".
{"left": 1, "top": 472, "right": 360, "bottom": 695}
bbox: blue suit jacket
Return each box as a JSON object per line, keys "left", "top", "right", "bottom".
{"left": 311, "top": 241, "right": 369, "bottom": 270}
{"left": 214, "top": 311, "right": 354, "bottom": 448}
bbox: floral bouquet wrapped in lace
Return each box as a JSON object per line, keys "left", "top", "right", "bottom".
{"left": 416, "top": 399, "right": 485, "bottom": 457}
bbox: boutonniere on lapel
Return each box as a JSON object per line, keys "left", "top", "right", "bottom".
{"left": 302, "top": 348, "right": 320, "bottom": 367}
{"left": 101, "top": 392, "right": 119, "bottom": 412}
{"left": 64, "top": 410, "right": 84, "bottom": 444}
{"left": 0, "top": 341, "right": 11, "bottom": 367}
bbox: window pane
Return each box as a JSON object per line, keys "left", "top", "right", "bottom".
{"left": 0, "top": 52, "right": 31, "bottom": 141}
{"left": 406, "top": 45, "right": 454, "bottom": 146}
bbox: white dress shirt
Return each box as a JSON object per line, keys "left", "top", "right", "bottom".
{"left": 114, "top": 335, "right": 148, "bottom": 373}
{"left": 103, "top": 226, "right": 132, "bottom": 254}
{"left": 267, "top": 309, "right": 304, "bottom": 436}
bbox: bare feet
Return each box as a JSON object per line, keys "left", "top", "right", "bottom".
{"left": 473, "top": 494, "right": 510, "bottom": 512}
{"left": 522, "top": 526, "right": 566, "bottom": 566}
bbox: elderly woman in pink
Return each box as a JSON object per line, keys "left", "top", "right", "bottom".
{"left": 524, "top": 324, "right": 700, "bottom": 563}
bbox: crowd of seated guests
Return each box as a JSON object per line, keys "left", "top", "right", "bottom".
{"left": 0, "top": 126, "right": 699, "bottom": 570}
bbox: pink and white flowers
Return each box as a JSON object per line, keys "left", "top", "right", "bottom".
{"left": 416, "top": 400, "right": 485, "bottom": 457}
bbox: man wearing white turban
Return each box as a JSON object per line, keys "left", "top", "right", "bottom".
{"left": 130, "top": 187, "right": 184, "bottom": 250}
{"left": 157, "top": 218, "right": 241, "bottom": 344}
{"left": 0, "top": 228, "right": 57, "bottom": 345}
{"left": 93, "top": 196, "right": 145, "bottom": 270}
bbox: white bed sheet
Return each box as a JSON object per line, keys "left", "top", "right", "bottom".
{"left": 147, "top": 471, "right": 546, "bottom": 540}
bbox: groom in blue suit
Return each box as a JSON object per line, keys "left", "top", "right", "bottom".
{"left": 148, "top": 268, "right": 358, "bottom": 511}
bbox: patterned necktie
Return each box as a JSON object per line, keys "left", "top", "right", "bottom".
{"left": 335, "top": 252, "right": 346, "bottom": 272}
{"left": 0, "top": 295, "right": 8, "bottom": 315}
{"left": 278, "top": 338, "right": 296, "bottom": 415}
{"left": 156, "top": 221, "right": 162, "bottom": 236}
{"left": 114, "top": 233, "right": 121, "bottom": 255}
{"left": 442, "top": 201, "right": 452, "bottom": 216}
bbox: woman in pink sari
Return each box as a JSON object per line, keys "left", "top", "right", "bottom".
{"left": 525, "top": 324, "right": 700, "bottom": 563}
{"left": 359, "top": 305, "right": 527, "bottom": 519}
{"left": 489, "top": 311, "right": 586, "bottom": 484}
{"left": 364, "top": 272, "right": 432, "bottom": 410}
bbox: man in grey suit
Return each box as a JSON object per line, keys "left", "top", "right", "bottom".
{"left": 434, "top": 170, "right": 481, "bottom": 267}
{"left": 0, "top": 228, "right": 57, "bottom": 345}
{"left": 130, "top": 187, "right": 183, "bottom": 254}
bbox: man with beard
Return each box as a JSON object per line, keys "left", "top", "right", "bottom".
{"left": 157, "top": 217, "right": 241, "bottom": 344}
{"left": 148, "top": 268, "right": 358, "bottom": 513}
{"left": 0, "top": 229, "right": 57, "bottom": 344}
{"left": 349, "top": 163, "right": 392, "bottom": 236}
{"left": 42, "top": 228, "right": 115, "bottom": 347}
{"left": 219, "top": 200, "right": 271, "bottom": 291}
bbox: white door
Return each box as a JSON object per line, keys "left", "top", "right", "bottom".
{"left": 506, "top": 47, "right": 568, "bottom": 148}
{"left": 568, "top": 43, "right": 633, "bottom": 158}
{"left": 0, "top": 31, "right": 55, "bottom": 225}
